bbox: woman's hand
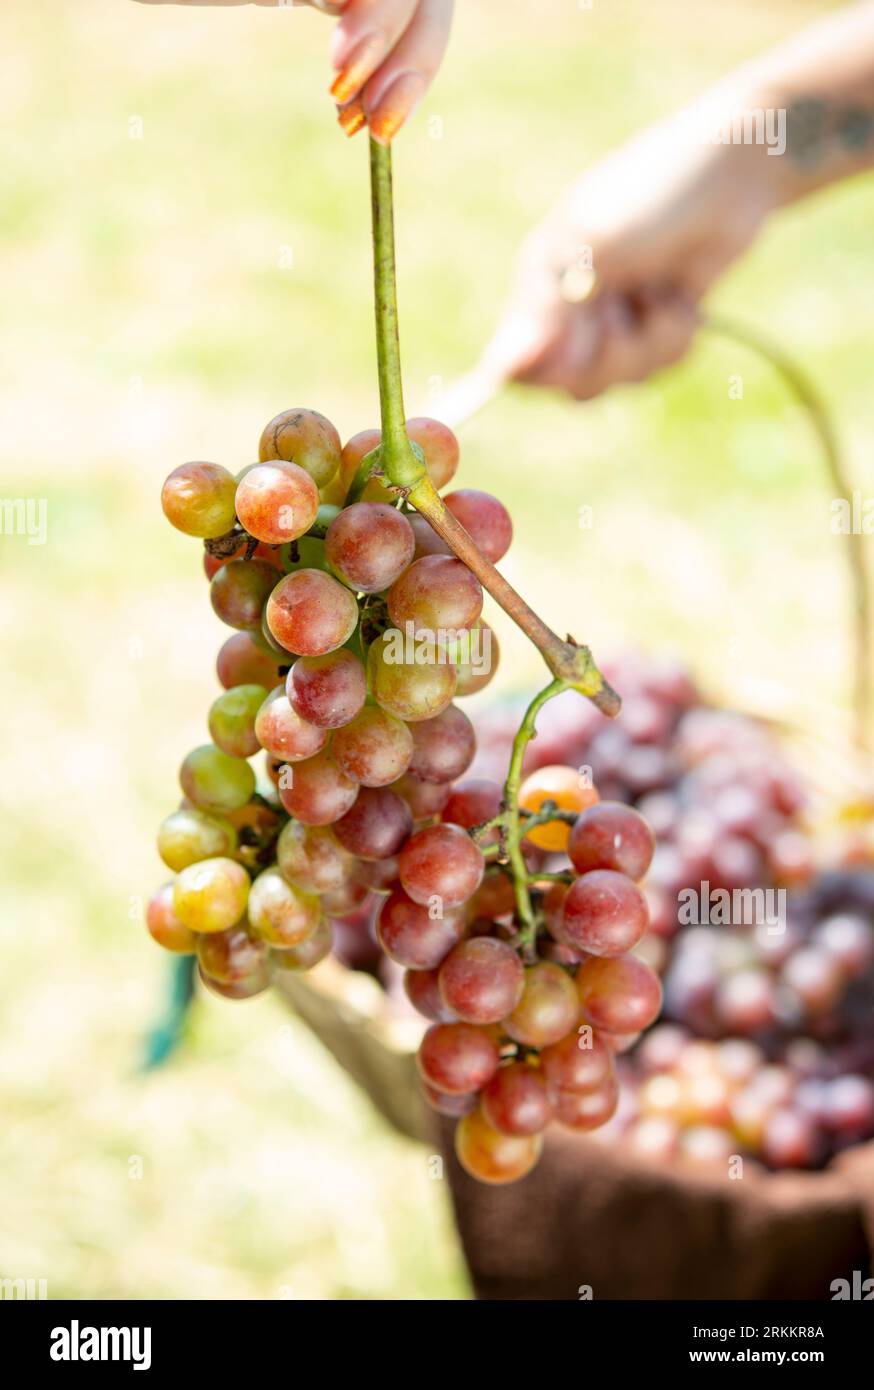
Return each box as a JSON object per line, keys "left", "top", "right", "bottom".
{"left": 483, "top": 105, "right": 780, "bottom": 400}
{"left": 132, "top": 0, "right": 454, "bottom": 143}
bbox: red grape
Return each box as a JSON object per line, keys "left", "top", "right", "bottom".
{"left": 568, "top": 802, "right": 655, "bottom": 881}
{"left": 331, "top": 706, "right": 414, "bottom": 787}
{"left": 408, "top": 513, "right": 450, "bottom": 559}
{"left": 553, "top": 1077, "right": 619, "bottom": 1131}
{"left": 576, "top": 955, "right": 663, "bottom": 1034}
{"left": 235, "top": 460, "right": 320, "bottom": 545}
{"left": 147, "top": 882, "right": 197, "bottom": 953}
{"left": 376, "top": 889, "right": 465, "bottom": 969}
{"left": 270, "top": 916, "right": 334, "bottom": 972}
{"left": 287, "top": 649, "right": 366, "bottom": 729}
{"left": 468, "top": 868, "right": 516, "bottom": 921}
{"left": 503, "top": 962, "right": 579, "bottom": 1048}
{"left": 210, "top": 558, "right": 278, "bottom": 631}
{"left": 443, "top": 489, "right": 513, "bottom": 563}
{"left": 217, "top": 632, "right": 284, "bottom": 690}
{"left": 422, "top": 1084, "right": 477, "bottom": 1117}
{"left": 417, "top": 1022, "right": 500, "bottom": 1094}
{"left": 394, "top": 773, "right": 452, "bottom": 819}
{"left": 199, "top": 962, "right": 270, "bottom": 1000}
{"left": 333, "top": 788, "right": 413, "bottom": 860}
{"left": 247, "top": 866, "right": 321, "bottom": 947}
{"left": 387, "top": 555, "right": 483, "bottom": 635}
{"left": 539, "top": 1028, "right": 614, "bottom": 1094}
{"left": 399, "top": 823, "right": 485, "bottom": 908}
{"left": 481, "top": 1062, "right": 551, "bottom": 1136}
{"left": 561, "top": 869, "right": 649, "bottom": 957}
{"left": 438, "top": 936, "right": 524, "bottom": 1023}
{"left": 441, "top": 779, "right": 503, "bottom": 831}
{"left": 408, "top": 704, "right": 475, "bottom": 784}
{"left": 406, "top": 417, "right": 459, "bottom": 489}
{"left": 454, "top": 1107, "right": 542, "bottom": 1184}
{"left": 325, "top": 502, "right": 414, "bottom": 593}
{"left": 276, "top": 821, "right": 352, "bottom": 894}
{"left": 197, "top": 925, "right": 268, "bottom": 985}
{"left": 161, "top": 461, "right": 237, "bottom": 538}
{"left": 258, "top": 407, "right": 342, "bottom": 489}
{"left": 813, "top": 913, "right": 874, "bottom": 979}
{"left": 277, "top": 749, "right": 359, "bottom": 825}
{"left": 455, "top": 622, "right": 500, "bottom": 697}
{"left": 266, "top": 569, "right": 359, "bottom": 657}
{"left": 404, "top": 966, "right": 458, "bottom": 1021}
{"left": 254, "top": 685, "right": 327, "bottom": 762}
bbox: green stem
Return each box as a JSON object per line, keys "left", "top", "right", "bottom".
{"left": 369, "top": 139, "right": 424, "bottom": 491}
{"left": 502, "top": 678, "right": 566, "bottom": 953}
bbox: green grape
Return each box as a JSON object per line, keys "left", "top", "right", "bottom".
{"left": 161, "top": 461, "right": 237, "bottom": 539}
{"left": 172, "top": 856, "right": 250, "bottom": 934}
{"left": 208, "top": 684, "right": 269, "bottom": 759}
{"left": 247, "top": 866, "right": 321, "bottom": 947}
{"left": 367, "top": 630, "right": 457, "bottom": 723}
{"left": 179, "top": 744, "right": 256, "bottom": 814}
{"left": 157, "top": 807, "right": 238, "bottom": 872}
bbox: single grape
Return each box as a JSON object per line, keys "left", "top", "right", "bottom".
{"left": 179, "top": 744, "right": 256, "bottom": 814}
{"left": 399, "top": 823, "right": 485, "bottom": 908}
{"left": 270, "top": 916, "right": 333, "bottom": 972}
{"left": 276, "top": 821, "right": 352, "bottom": 894}
{"left": 407, "top": 704, "right": 476, "bottom": 784}
{"left": 422, "top": 1084, "right": 477, "bottom": 1117}
{"left": 266, "top": 569, "right": 359, "bottom": 657}
{"left": 553, "top": 1077, "right": 619, "bottom": 1131}
{"left": 254, "top": 685, "right": 327, "bottom": 762}
{"left": 417, "top": 1022, "right": 500, "bottom": 1095}
{"left": 334, "top": 788, "right": 413, "bottom": 860}
{"left": 172, "top": 856, "right": 250, "bottom": 934}
{"left": 247, "top": 866, "right": 321, "bottom": 947}
{"left": 468, "top": 868, "right": 516, "bottom": 921}
{"left": 438, "top": 936, "right": 524, "bottom": 1024}
{"left": 331, "top": 706, "right": 414, "bottom": 787}
{"left": 367, "top": 630, "right": 457, "bottom": 722}
{"left": 327, "top": 428, "right": 381, "bottom": 507}
{"left": 481, "top": 1062, "right": 551, "bottom": 1136}
{"left": 146, "top": 882, "right": 197, "bottom": 953}
{"left": 539, "top": 1028, "right": 614, "bottom": 1094}
{"left": 258, "top": 407, "right": 342, "bottom": 489}
{"left": 161, "top": 461, "right": 237, "bottom": 538}
{"left": 576, "top": 954, "right": 663, "bottom": 1035}
{"left": 376, "top": 888, "right": 465, "bottom": 969}
{"left": 561, "top": 869, "right": 649, "bottom": 957}
{"left": 394, "top": 773, "right": 452, "bottom": 819}
{"left": 408, "top": 513, "right": 450, "bottom": 559}
{"left": 277, "top": 748, "right": 359, "bottom": 825}
{"left": 197, "top": 924, "right": 268, "bottom": 985}
{"left": 234, "top": 460, "right": 319, "bottom": 545}
{"left": 325, "top": 501, "right": 415, "bottom": 593}
{"left": 406, "top": 418, "right": 459, "bottom": 490}
{"left": 519, "top": 765, "right": 599, "bottom": 852}
{"left": 210, "top": 558, "right": 278, "bottom": 631}
{"left": 502, "top": 962, "right": 579, "bottom": 1048}
{"left": 199, "top": 962, "right": 271, "bottom": 1000}
{"left": 216, "top": 632, "right": 284, "bottom": 690}
{"left": 443, "top": 489, "right": 513, "bottom": 563}
{"left": 455, "top": 622, "right": 500, "bottom": 697}
{"left": 208, "top": 684, "right": 268, "bottom": 759}
{"left": 568, "top": 802, "right": 655, "bottom": 881}
{"left": 287, "top": 649, "right": 366, "bottom": 729}
{"left": 441, "top": 779, "right": 503, "bottom": 832}
{"left": 157, "top": 806, "right": 237, "bottom": 872}
{"left": 387, "top": 555, "right": 483, "bottom": 635}
{"left": 454, "top": 1107, "right": 542, "bottom": 1185}
{"left": 404, "top": 967, "right": 458, "bottom": 1021}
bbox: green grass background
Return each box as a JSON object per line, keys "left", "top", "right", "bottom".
{"left": 0, "top": 0, "right": 870, "bottom": 1299}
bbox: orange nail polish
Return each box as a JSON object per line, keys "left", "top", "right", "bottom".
{"left": 369, "top": 72, "right": 426, "bottom": 144}
{"left": 329, "top": 33, "right": 384, "bottom": 104}
{"left": 337, "top": 99, "right": 365, "bottom": 137}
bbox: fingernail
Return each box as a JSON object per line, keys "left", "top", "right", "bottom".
{"left": 337, "top": 98, "right": 365, "bottom": 137}
{"left": 329, "top": 33, "right": 384, "bottom": 103}
{"left": 368, "top": 71, "right": 426, "bottom": 145}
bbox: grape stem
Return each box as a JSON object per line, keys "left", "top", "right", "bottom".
{"left": 366, "top": 136, "right": 620, "bottom": 719}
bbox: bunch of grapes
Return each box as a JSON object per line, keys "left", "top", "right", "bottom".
{"left": 148, "top": 405, "right": 662, "bottom": 1184}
